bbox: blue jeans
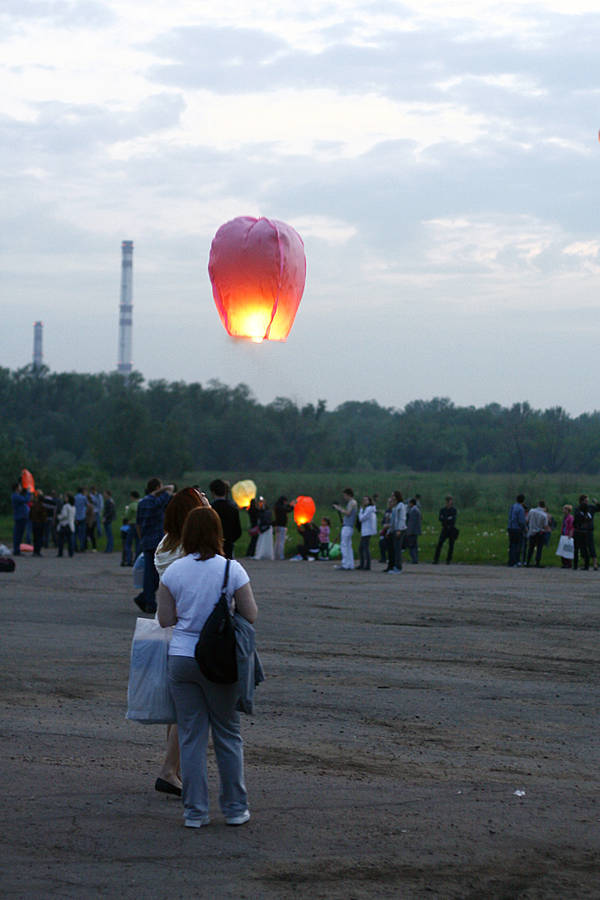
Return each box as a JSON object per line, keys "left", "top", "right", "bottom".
{"left": 104, "top": 522, "right": 114, "bottom": 553}
{"left": 358, "top": 535, "right": 372, "bottom": 569}
{"left": 75, "top": 519, "right": 87, "bottom": 551}
{"left": 168, "top": 655, "right": 247, "bottom": 822}
{"left": 57, "top": 526, "right": 74, "bottom": 557}
{"left": 405, "top": 534, "right": 418, "bottom": 563}
{"left": 13, "top": 518, "right": 27, "bottom": 555}
{"left": 142, "top": 547, "right": 159, "bottom": 610}
{"left": 508, "top": 529, "right": 523, "bottom": 566}
{"left": 123, "top": 526, "right": 134, "bottom": 564}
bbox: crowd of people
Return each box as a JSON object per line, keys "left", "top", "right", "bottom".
{"left": 9, "top": 482, "right": 116, "bottom": 558}
{"left": 507, "top": 493, "right": 599, "bottom": 570}
{"left": 9, "top": 477, "right": 598, "bottom": 575}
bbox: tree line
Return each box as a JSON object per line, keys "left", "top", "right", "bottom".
{"left": 1, "top": 365, "right": 599, "bottom": 512}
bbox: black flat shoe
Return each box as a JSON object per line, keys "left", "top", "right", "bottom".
{"left": 155, "top": 777, "right": 182, "bottom": 797}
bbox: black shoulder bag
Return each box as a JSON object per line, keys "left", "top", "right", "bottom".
{"left": 194, "top": 559, "right": 238, "bottom": 684}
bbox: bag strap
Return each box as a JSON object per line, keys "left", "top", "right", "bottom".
{"left": 218, "top": 559, "right": 231, "bottom": 604}
{"left": 221, "top": 558, "right": 230, "bottom": 591}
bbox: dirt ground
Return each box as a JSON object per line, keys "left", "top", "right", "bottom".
{"left": 1, "top": 551, "right": 599, "bottom": 899}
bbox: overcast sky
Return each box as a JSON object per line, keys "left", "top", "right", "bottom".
{"left": 2, "top": 0, "right": 599, "bottom": 414}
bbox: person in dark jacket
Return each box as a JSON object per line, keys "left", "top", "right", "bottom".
{"left": 135, "top": 478, "right": 174, "bottom": 612}
{"left": 405, "top": 498, "right": 422, "bottom": 564}
{"left": 433, "top": 495, "right": 458, "bottom": 564}
{"left": 103, "top": 489, "right": 116, "bottom": 553}
{"left": 210, "top": 479, "right": 242, "bottom": 559}
{"left": 573, "top": 495, "right": 592, "bottom": 571}
{"left": 581, "top": 494, "right": 599, "bottom": 571}
{"left": 30, "top": 492, "right": 47, "bottom": 557}
{"left": 294, "top": 521, "right": 320, "bottom": 560}
{"left": 245, "top": 498, "right": 259, "bottom": 557}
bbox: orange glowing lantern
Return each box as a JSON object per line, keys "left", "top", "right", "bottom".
{"left": 21, "top": 469, "right": 35, "bottom": 492}
{"left": 293, "top": 495, "right": 316, "bottom": 526}
{"left": 231, "top": 479, "right": 257, "bottom": 510}
{"left": 208, "top": 216, "right": 306, "bottom": 342}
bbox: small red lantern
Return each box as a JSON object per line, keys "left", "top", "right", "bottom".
{"left": 293, "top": 496, "right": 316, "bottom": 526}
{"left": 21, "top": 469, "right": 35, "bottom": 492}
{"left": 208, "top": 216, "right": 306, "bottom": 343}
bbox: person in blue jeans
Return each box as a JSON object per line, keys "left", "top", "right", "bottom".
{"left": 11, "top": 482, "right": 31, "bottom": 555}
{"left": 74, "top": 488, "right": 88, "bottom": 551}
{"left": 507, "top": 494, "right": 526, "bottom": 567}
{"left": 134, "top": 478, "right": 174, "bottom": 612}
{"left": 157, "top": 506, "right": 258, "bottom": 828}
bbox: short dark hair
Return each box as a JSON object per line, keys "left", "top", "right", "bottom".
{"left": 538, "top": 500, "right": 546, "bottom": 508}
{"left": 210, "top": 478, "right": 228, "bottom": 497}
{"left": 130, "top": 490, "right": 140, "bottom": 499}
{"left": 146, "top": 478, "right": 161, "bottom": 494}
{"left": 393, "top": 490, "right": 403, "bottom": 503}
{"left": 516, "top": 494, "right": 525, "bottom": 503}
{"left": 579, "top": 494, "right": 587, "bottom": 505}
{"left": 343, "top": 487, "right": 354, "bottom": 497}
{"left": 182, "top": 507, "right": 224, "bottom": 560}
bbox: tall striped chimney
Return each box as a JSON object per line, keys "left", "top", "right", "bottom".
{"left": 33, "top": 321, "right": 43, "bottom": 369}
{"left": 117, "top": 240, "right": 134, "bottom": 375}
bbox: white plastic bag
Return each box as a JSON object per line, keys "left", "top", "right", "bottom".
{"left": 126, "top": 617, "right": 176, "bottom": 724}
{"left": 133, "top": 552, "right": 145, "bottom": 589}
{"left": 556, "top": 535, "right": 574, "bottom": 560}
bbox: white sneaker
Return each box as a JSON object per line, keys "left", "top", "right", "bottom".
{"left": 184, "top": 815, "right": 210, "bottom": 828}
{"left": 226, "top": 810, "right": 250, "bottom": 826}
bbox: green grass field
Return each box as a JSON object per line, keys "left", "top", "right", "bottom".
{"left": 3, "top": 469, "right": 597, "bottom": 566}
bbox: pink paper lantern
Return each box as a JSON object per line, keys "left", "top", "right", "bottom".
{"left": 208, "top": 216, "right": 306, "bottom": 342}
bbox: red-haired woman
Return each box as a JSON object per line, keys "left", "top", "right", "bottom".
{"left": 152, "top": 487, "right": 209, "bottom": 797}
{"left": 157, "top": 507, "right": 258, "bottom": 828}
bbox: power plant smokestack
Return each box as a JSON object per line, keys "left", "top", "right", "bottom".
{"left": 117, "top": 240, "right": 134, "bottom": 375}
{"left": 33, "top": 321, "right": 43, "bottom": 370}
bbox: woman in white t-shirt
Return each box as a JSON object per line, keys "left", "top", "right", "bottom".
{"left": 157, "top": 506, "right": 258, "bottom": 828}
{"left": 153, "top": 487, "right": 209, "bottom": 798}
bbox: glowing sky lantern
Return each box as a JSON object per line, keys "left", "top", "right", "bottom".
{"left": 21, "top": 469, "right": 35, "bottom": 492}
{"left": 293, "top": 495, "right": 316, "bottom": 526}
{"left": 208, "top": 216, "right": 306, "bottom": 343}
{"left": 231, "top": 479, "right": 257, "bottom": 510}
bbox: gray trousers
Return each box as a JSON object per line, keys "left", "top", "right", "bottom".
{"left": 168, "top": 655, "right": 248, "bottom": 822}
